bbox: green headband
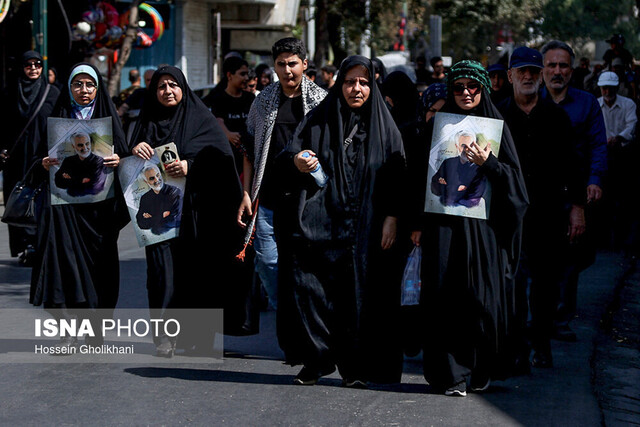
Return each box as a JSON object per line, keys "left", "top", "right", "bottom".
{"left": 446, "top": 60, "right": 491, "bottom": 94}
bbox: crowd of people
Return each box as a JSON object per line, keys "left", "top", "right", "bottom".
{"left": 0, "top": 32, "right": 637, "bottom": 397}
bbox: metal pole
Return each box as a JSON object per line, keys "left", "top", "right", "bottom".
{"left": 33, "top": 0, "right": 48, "bottom": 71}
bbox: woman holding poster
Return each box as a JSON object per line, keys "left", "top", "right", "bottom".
{"left": 129, "top": 66, "right": 243, "bottom": 357}
{"left": 30, "top": 63, "right": 127, "bottom": 348}
{"left": 409, "top": 60, "right": 529, "bottom": 397}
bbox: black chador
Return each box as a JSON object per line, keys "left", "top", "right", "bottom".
{"left": 277, "top": 56, "right": 407, "bottom": 384}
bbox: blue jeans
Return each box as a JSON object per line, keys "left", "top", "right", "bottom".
{"left": 254, "top": 205, "right": 278, "bottom": 309}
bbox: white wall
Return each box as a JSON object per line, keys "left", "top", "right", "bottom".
{"left": 178, "top": 0, "right": 212, "bottom": 88}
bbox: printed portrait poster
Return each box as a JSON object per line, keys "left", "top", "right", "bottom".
{"left": 47, "top": 117, "right": 115, "bottom": 205}
{"left": 118, "top": 143, "right": 186, "bottom": 247}
{"left": 425, "top": 112, "right": 504, "bottom": 220}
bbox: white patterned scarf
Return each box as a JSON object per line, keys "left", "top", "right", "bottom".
{"left": 240, "top": 77, "right": 327, "bottom": 250}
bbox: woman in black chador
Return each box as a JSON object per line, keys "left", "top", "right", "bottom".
{"left": 30, "top": 63, "right": 127, "bottom": 347}
{"left": 129, "top": 66, "right": 245, "bottom": 357}
{"left": 0, "top": 51, "right": 60, "bottom": 264}
{"left": 277, "top": 55, "right": 407, "bottom": 387}
{"left": 410, "top": 60, "right": 529, "bottom": 397}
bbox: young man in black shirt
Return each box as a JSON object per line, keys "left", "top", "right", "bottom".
{"left": 205, "top": 56, "right": 255, "bottom": 174}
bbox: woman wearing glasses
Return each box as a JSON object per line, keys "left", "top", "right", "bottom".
{"left": 409, "top": 60, "right": 529, "bottom": 396}
{"left": 0, "top": 51, "right": 60, "bottom": 265}
{"left": 30, "top": 63, "right": 128, "bottom": 349}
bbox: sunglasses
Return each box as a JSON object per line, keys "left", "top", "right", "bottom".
{"left": 24, "top": 60, "right": 43, "bottom": 69}
{"left": 453, "top": 82, "right": 482, "bottom": 96}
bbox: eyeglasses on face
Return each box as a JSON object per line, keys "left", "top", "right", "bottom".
{"left": 71, "top": 81, "right": 97, "bottom": 92}
{"left": 452, "top": 82, "right": 482, "bottom": 96}
{"left": 24, "top": 60, "right": 43, "bottom": 69}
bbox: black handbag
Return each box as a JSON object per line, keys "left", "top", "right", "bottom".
{"left": 2, "top": 161, "right": 45, "bottom": 228}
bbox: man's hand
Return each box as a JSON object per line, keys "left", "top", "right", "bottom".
{"left": 381, "top": 216, "right": 397, "bottom": 250}
{"left": 143, "top": 212, "right": 152, "bottom": 219}
{"left": 62, "top": 173, "right": 71, "bottom": 179}
{"left": 166, "top": 160, "right": 188, "bottom": 178}
{"left": 237, "top": 191, "right": 253, "bottom": 227}
{"left": 163, "top": 211, "right": 170, "bottom": 218}
{"left": 607, "top": 136, "right": 620, "bottom": 147}
{"left": 457, "top": 185, "right": 467, "bottom": 192}
{"left": 227, "top": 131, "right": 242, "bottom": 146}
{"left": 587, "top": 184, "right": 602, "bottom": 203}
{"left": 132, "top": 142, "right": 154, "bottom": 160}
{"left": 568, "top": 204, "right": 586, "bottom": 243}
{"left": 438, "top": 177, "right": 447, "bottom": 185}
{"left": 82, "top": 178, "right": 90, "bottom": 184}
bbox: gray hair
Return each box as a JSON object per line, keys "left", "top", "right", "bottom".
{"left": 455, "top": 130, "right": 476, "bottom": 144}
{"left": 70, "top": 131, "right": 91, "bottom": 144}
{"left": 140, "top": 163, "right": 160, "bottom": 181}
{"left": 541, "top": 40, "right": 575, "bottom": 64}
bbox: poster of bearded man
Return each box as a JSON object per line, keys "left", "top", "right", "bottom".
{"left": 118, "top": 143, "right": 186, "bottom": 247}
{"left": 47, "top": 117, "right": 115, "bottom": 204}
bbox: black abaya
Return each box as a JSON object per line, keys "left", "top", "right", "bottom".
{"left": 277, "top": 56, "right": 407, "bottom": 383}
{"left": 0, "top": 51, "right": 60, "bottom": 257}
{"left": 30, "top": 63, "right": 128, "bottom": 313}
{"left": 129, "top": 66, "right": 251, "bottom": 339}
{"left": 411, "top": 88, "right": 529, "bottom": 389}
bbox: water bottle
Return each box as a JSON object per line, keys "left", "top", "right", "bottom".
{"left": 301, "top": 152, "right": 329, "bottom": 187}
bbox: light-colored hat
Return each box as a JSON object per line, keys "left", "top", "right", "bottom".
{"left": 598, "top": 71, "right": 619, "bottom": 87}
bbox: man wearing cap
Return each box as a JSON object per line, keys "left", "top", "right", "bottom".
{"left": 603, "top": 34, "right": 633, "bottom": 71}
{"left": 597, "top": 71, "right": 637, "bottom": 250}
{"left": 498, "top": 46, "right": 582, "bottom": 369}
{"left": 541, "top": 40, "right": 607, "bottom": 342}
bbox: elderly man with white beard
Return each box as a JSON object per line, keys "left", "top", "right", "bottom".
{"left": 136, "top": 164, "right": 182, "bottom": 235}
{"left": 497, "top": 46, "right": 584, "bottom": 370}
{"left": 54, "top": 131, "right": 107, "bottom": 197}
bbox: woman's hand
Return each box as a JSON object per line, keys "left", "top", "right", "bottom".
{"left": 410, "top": 230, "right": 422, "bottom": 247}
{"left": 294, "top": 150, "right": 319, "bottom": 173}
{"left": 42, "top": 156, "right": 59, "bottom": 171}
{"left": 165, "top": 160, "right": 188, "bottom": 178}
{"left": 381, "top": 216, "right": 397, "bottom": 250}
{"left": 465, "top": 141, "right": 491, "bottom": 166}
{"left": 237, "top": 191, "right": 253, "bottom": 228}
{"left": 103, "top": 153, "right": 120, "bottom": 168}
{"left": 132, "top": 142, "right": 154, "bottom": 160}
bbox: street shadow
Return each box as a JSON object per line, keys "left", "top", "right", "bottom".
{"left": 124, "top": 366, "right": 435, "bottom": 394}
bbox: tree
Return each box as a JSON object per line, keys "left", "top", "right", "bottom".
{"left": 107, "top": 0, "right": 141, "bottom": 97}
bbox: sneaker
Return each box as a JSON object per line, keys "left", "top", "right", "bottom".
{"left": 444, "top": 381, "right": 467, "bottom": 397}
{"left": 293, "top": 367, "right": 322, "bottom": 385}
{"left": 553, "top": 324, "right": 577, "bottom": 342}
{"left": 155, "top": 341, "right": 175, "bottom": 358}
{"left": 342, "top": 378, "right": 368, "bottom": 389}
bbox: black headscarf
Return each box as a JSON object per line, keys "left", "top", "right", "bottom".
{"left": 51, "top": 62, "right": 127, "bottom": 156}
{"left": 18, "top": 51, "right": 47, "bottom": 118}
{"left": 371, "top": 57, "right": 387, "bottom": 86}
{"left": 381, "top": 71, "right": 419, "bottom": 127}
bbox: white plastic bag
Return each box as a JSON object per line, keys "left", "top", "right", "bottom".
{"left": 401, "top": 246, "right": 422, "bottom": 306}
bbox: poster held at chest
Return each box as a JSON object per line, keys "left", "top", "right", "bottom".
{"left": 118, "top": 142, "right": 186, "bottom": 247}
{"left": 425, "top": 112, "right": 504, "bottom": 220}
{"left": 47, "top": 117, "right": 115, "bottom": 205}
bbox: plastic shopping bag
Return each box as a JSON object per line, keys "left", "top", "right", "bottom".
{"left": 401, "top": 246, "right": 422, "bottom": 306}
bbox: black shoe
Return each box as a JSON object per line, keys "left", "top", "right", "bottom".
{"left": 156, "top": 341, "right": 175, "bottom": 358}
{"left": 342, "top": 378, "right": 368, "bottom": 389}
{"left": 470, "top": 373, "right": 491, "bottom": 392}
{"left": 293, "top": 366, "right": 335, "bottom": 385}
{"left": 444, "top": 381, "right": 467, "bottom": 397}
{"left": 18, "top": 246, "right": 35, "bottom": 267}
{"left": 553, "top": 324, "right": 577, "bottom": 342}
{"left": 531, "top": 350, "right": 553, "bottom": 368}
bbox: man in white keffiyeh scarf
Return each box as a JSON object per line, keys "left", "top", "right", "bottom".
{"left": 236, "top": 38, "right": 327, "bottom": 310}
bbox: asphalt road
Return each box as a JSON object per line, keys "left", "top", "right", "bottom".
{"left": 0, "top": 218, "right": 630, "bottom": 426}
